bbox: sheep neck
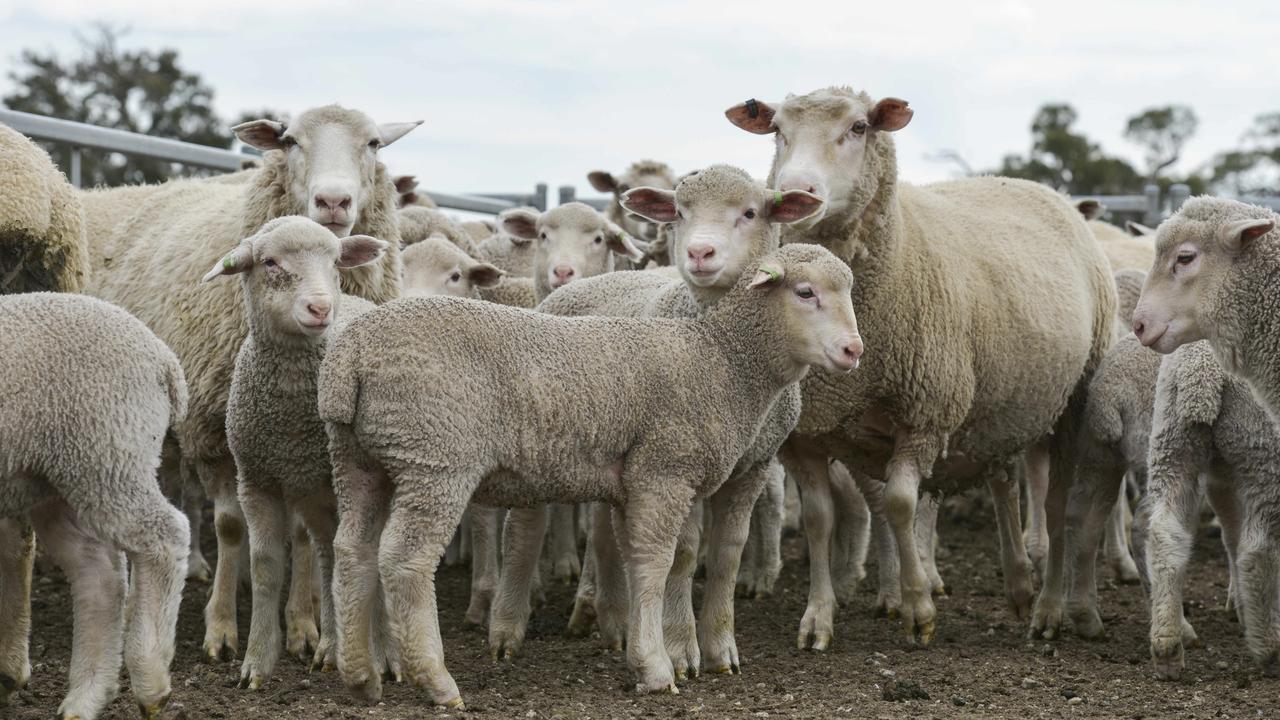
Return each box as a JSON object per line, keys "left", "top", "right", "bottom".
{"left": 1211, "top": 239, "right": 1280, "bottom": 420}
{"left": 702, "top": 283, "right": 808, "bottom": 392}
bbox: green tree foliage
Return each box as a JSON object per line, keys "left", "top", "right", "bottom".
{"left": 1208, "top": 113, "right": 1280, "bottom": 195}
{"left": 1124, "top": 105, "right": 1198, "bottom": 183}
{"left": 3, "top": 25, "right": 232, "bottom": 187}
{"left": 995, "top": 103, "right": 1142, "bottom": 195}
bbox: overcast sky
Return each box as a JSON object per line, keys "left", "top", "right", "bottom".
{"left": 2, "top": 0, "right": 1278, "bottom": 203}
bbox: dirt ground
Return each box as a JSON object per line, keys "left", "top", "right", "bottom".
{"left": 10, "top": 510, "right": 1276, "bottom": 720}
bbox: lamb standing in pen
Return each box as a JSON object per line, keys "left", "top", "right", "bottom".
{"left": 726, "top": 85, "right": 1116, "bottom": 646}
{"left": 319, "top": 243, "right": 861, "bottom": 705}
{"left": 87, "top": 104, "right": 418, "bottom": 663}
{"left": 207, "top": 217, "right": 388, "bottom": 689}
{"left": 0, "top": 293, "right": 189, "bottom": 720}
{"left": 588, "top": 160, "right": 678, "bottom": 250}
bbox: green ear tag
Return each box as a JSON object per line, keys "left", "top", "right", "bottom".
{"left": 761, "top": 267, "right": 781, "bottom": 282}
{"left": 773, "top": 191, "right": 783, "bottom": 206}
{"left": 222, "top": 255, "right": 235, "bottom": 270}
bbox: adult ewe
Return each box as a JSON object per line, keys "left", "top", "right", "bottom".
{"left": 0, "top": 293, "right": 189, "bottom": 720}
{"left": 726, "top": 86, "right": 1115, "bottom": 645}
{"left": 0, "top": 123, "right": 86, "bottom": 294}
{"left": 88, "top": 104, "right": 419, "bottom": 662}
{"left": 318, "top": 244, "right": 861, "bottom": 705}
{"left": 1132, "top": 198, "right": 1280, "bottom": 425}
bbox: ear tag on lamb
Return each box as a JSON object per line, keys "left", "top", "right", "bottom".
{"left": 749, "top": 265, "right": 783, "bottom": 289}
{"left": 222, "top": 255, "right": 236, "bottom": 270}
{"left": 746, "top": 98, "right": 760, "bottom": 119}
{"left": 773, "top": 191, "right": 783, "bottom": 207}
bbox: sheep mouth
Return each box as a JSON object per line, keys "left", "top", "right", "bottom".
{"left": 824, "top": 349, "right": 859, "bottom": 373}
{"left": 298, "top": 318, "right": 332, "bottom": 334}
{"left": 322, "top": 222, "right": 351, "bottom": 236}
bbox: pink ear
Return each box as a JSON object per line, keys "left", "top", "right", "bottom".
{"left": 621, "top": 188, "right": 677, "bottom": 223}
{"left": 869, "top": 97, "right": 913, "bottom": 132}
{"left": 468, "top": 263, "right": 504, "bottom": 288}
{"left": 1220, "top": 218, "right": 1276, "bottom": 251}
{"left": 337, "top": 235, "right": 388, "bottom": 268}
{"left": 748, "top": 265, "right": 784, "bottom": 289}
{"left": 232, "top": 119, "right": 287, "bottom": 151}
{"left": 588, "top": 171, "right": 617, "bottom": 193}
{"left": 201, "top": 242, "right": 254, "bottom": 283}
{"left": 725, "top": 99, "right": 777, "bottom": 134}
{"left": 767, "top": 190, "right": 825, "bottom": 224}
{"left": 500, "top": 209, "right": 540, "bottom": 240}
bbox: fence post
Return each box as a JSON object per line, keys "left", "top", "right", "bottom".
{"left": 1143, "top": 184, "right": 1160, "bottom": 226}
{"left": 559, "top": 185, "right": 576, "bottom": 206}
{"left": 1168, "top": 183, "right": 1190, "bottom": 215}
{"left": 534, "top": 183, "right": 548, "bottom": 211}
{"left": 69, "top": 146, "right": 82, "bottom": 188}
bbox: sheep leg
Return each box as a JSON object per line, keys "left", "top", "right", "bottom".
{"left": 883, "top": 444, "right": 937, "bottom": 645}
{"left": 783, "top": 446, "right": 838, "bottom": 651}
{"left": 849, "top": 472, "right": 902, "bottom": 617}
{"left": 377, "top": 477, "right": 470, "bottom": 709}
{"left": 30, "top": 500, "right": 126, "bottom": 720}
{"left": 830, "top": 461, "right": 870, "bottom": 604}
{"left": 1029, "top": 410, "right": 1084, "bottom": 642}
{"left": 1023, "top": 442, "right": 1050, "bottom": 582}
{"left": 198, "top": 455, "right": 244, "bottom": 661}
{"left": 293, "top": 495, "right": 339, "bottom": 673}
{"left": 735, "top": 503, "right": 760, "bottom": 598}
{"left": 1235, "top": 521, "right": 1280, "bottom": 676}
{"left": 82, "top": 480, "right": 189, "bottom": 718}
{"left": 567, "top": 508, "right": 599, "bottom": 637}
{"left": 1204, "top": 472, "right": 1244, "bottom": 620}
{"left": 237, "top": 483, "right": 289, "bottom": 689}
{"left": 464, "top": 503, "right": 503, "bottom": 627}
{"left": 783, "top": 473, "right": 802, "bottom": 535}
{"left": 0, "top": 519, "right": 34, "bottom": 704}
{"left": 285, "top": 511, "right": 320, "bottom": 662}
{"left": 616, "top": 489, "right": 692, "bottom": 694}
{"left": 745, "top": 459, "right": 786, "bottom": 599}
{"left": 489, "top": 506, "right": 547, "bottom": 659}
{"left": 915, "top": 492, "right": 945, "bottom": 596}
{"left": 329, "top": 425, "right": 392, "bottom": 702}
{"left": 985, "top": 465, "right": 1035, "bottom": 620}
{"left": 663, "top": 503, "right": 702, "bottom": 681}
{"left": 1145, "top": 468, "right": 1200, "bottom": 680}
{"left": 1063, "top": 456, "right": 1126, "bottom": 640}
{"left": 1103, "top": 475, "right": 1141, "bottom": 584}
{"left": 549, "top": 503, "right": 581, "bottom": 582}
{"left": 593, "top": 504, "right": 629, "bottom": 650}
{"left": 180, "top": 457, "right": 211, "bottom": 583}
{"left": 699, "top": 470, "right": 762, "bottom": 675}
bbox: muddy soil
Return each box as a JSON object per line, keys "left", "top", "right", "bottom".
{"left": 10, "top": 512, "right": 1274, "bottom": 719}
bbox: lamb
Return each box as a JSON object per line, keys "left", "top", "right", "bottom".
{"left": 498, "top": 201, "right": 643, "bottom": 300}
{"left": 86, "top": 104, "right": 418, "bottom": 662}
{"left": 1132, "top": 197, "right": 1280, "bottom": 426}
{"left": 397, "top": 204, "right": 477, "bottom": 255}
{"left": 203, "top": 216, "right": 387, "bottom": 690}
{"left": 488, "top": 166, "right": 829, "bottom": 679}
{"left": 1142, "top": 340, "right": 1280, "bottom": 678}
{"left": 401, "top": 235, "right": 504, "bottom": 298}
{"left": 0, "top": 123, "right": 87, "bottom": 293}
{"left": 474, "top": 207, "right": 541, "bottom": 277}
{"left": 0, "top": 293, "right": 189, "bottom": 720}
{"left": 726, "top": 85, "right": 1116, "bottom": 645}
{"left": 1076, "top": 199, "right": 1156, "bottom": 273}
{"left": 318, "top": 243, "right": 861, "bottom": 704}
{"left": 392, "top": 174, "right": 436, "bottom": 208}
{"left": 588, "top": 160, "right": 677, "bottom": 245}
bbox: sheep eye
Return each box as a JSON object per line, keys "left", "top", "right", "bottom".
{"left": 594, "top": 236, "right": 603, "bottom": 244}
{"left": 796, "top": 287, "right": 815, "bottom": 299}
{"left": 539, "top": 232, "right": 547, "bottom": 241}
{"left": 450, "top": 272, "right": 461, "bottom": 282}
{"left": 1175, "top": 252, "right": 1196, "bottom": 266}
{"left": 280, "top": 136, "right": 297, "bottom": 149}
{"left": 367, "top": 139, "right": 380, "bottom": 149}
{"left": 850, "top": 121, "right": 868, "bottom": 135}
{"left": 744, "top": 209, "right": 757, "bottom": 220}
{"left": 263, "top": 258, "right": 278, "bottom": 268}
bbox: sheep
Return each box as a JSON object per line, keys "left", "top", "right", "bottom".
{"left": 203, "top": 216, "right": 387, "bottom": 690}
{"left": 397, "top": 205, "right": 477, "bottom": 255}
{"left": 86, "top": 104, "right": 419, "bottom": 663}
{"left": 726, "top": 85, "right": 1116, "bottom": 645}
{"left": 1142, "top": 339, "right": 1280, "bottom": 678}
{"left": 392, "top": 174, "right": 436, "bottom": 208}
{"left": 318, "top": 242, "right": 861, "bottom": 704}
{"left": 588, "top": 160, "right": 678, "bottom": 246}
{"left": 487, "top": 166, "right": 829, "bottom": 678}
{"left": 498, "top": 201, "right": 643, "bottom": 301}
{"left": 475, "top": 207, "right": 541, "bottom": 277}
{"left": 401, "top": 235, "right": 504, "bottom": 299}
{"left": 1076, "top": 199, "right": 1156, "bottom": 273}
{"left": 0, "top": 123, "right": 87, "bottom": 294}
{"left": 461, "top": 218, "right": 496, "bottom": 245}
{"left": 0, "top": 293, "right": 189, "bottom": 720}
{"left": 1133, "top": 197, "right": 1280, "bottom": 426}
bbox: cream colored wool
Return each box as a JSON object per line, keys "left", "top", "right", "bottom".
{"left": 460, "top": 219, "right": 495, "bottom": 244}
{"left": 1089, "top": 218, "right": 1156, "bottom": 272}
{"left": 397, "top": 205, "right": 477, "bottom": 255}
{"left": 732, "top": 85, "right": 1116, "bottom": 645}
{"left": 0, "top": 293, "right": 188, "bottom": 720}
{"left": 475, "top": 207, "right": 540, "bottom": 277}
{"left": 0, "top": 124, "right": 87, "bottom": 293}
{"left": 588, "top": 159, "right": 677, "bottom": 244}
{"left": 401, "top": 236, "right": 503, "bottom": 299}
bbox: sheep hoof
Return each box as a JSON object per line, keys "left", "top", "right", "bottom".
{"left": 349, "top": 675, "right": 383, "bottom": 703}
{"left": 440, "top": 696, "right": 466, "bottom": 710}
{"left": 137, "top": 693, "right": 171, "bottom": 719}
{"left": 1150, "top": 635, "right": 1185, "bottom": 680}
{"left": 753, "top": 590, "right": 772, "bottom": 600}
{"left": 674, "top": 668, "right": 687, "bottom": 681}
{"left": 932, "top": 584, "right": 948, "bottom": 597}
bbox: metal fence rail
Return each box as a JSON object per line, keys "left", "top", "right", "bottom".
{"left": 0, "top": 108, "right": 545, "bottom": 214}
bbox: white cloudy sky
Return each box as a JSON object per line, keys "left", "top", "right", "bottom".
{"left": 2, "top": 0, "right": 1278, "bottom": 202}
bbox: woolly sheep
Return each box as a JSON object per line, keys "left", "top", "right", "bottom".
{"left": 204, "top": 216, "right": 386, "bottom": 689}
{"left": 726, "top": 85, "right": 1116, "bottom": 645}
{"left": 397, "top": 205, "right": 478, "bottom": 256}
{"left": 489, "top": 166, "right": 829, "bottom": 677}
{"left": 401, "top": 235, "right": 504, "bottom": 299}
{"left": 1076, "top": 199, "right": 1156, "bottom": 273}
{"left": 87, "top": 104, "right": 419, "bottom": 662}
{"left": 1143, "top": 340, "right": 1280, "bottom": 678}
{"left": 318, "top": 243, "right": 861, "bottom": 704}
{"left": 0, "top": 293, "right": 189, "bottom": 720}
{"left": 1132, "top": 197, "right": 1280, "bottom": 425}
{"left": 498, "top": 201, "right": 644, "bottom": 301}
{"left": 0, "top": 123, "right": 87, "bottom": 293}
{"left": 475, "top": 207, "right": 540, "bottom": 277}
{"left": 588, "top": 159, "right": 677, "bottom": 244}
{"left": 392, "top": 174, "right": 436, "bottom": 208}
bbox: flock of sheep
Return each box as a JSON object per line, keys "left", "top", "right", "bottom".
{"left": 0, "top": 83, "right": 1278, "bottom": 719}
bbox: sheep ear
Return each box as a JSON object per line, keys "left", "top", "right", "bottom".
{"left": 1219, "top": 218, "right": 1275, "bottom": 252}
{"left": 201, "top": 242, "right": 254, "bottom": 283}
{"left": 500, "top": 209, "right": 541, "bottom": 240}
{"left": 621, "top": 187, "right": 677, "bottom": 223}
{"left": 1126, "top": 221, "right": 1155, "bottom": 237}
{"left": 468, "top": 263, "right": 505, "bottom": 288}
{"left": 232, "top": 119, "right": 287, "bottom": 151}
{"left": 725, "top": 98, "right": 777, "bottom": 134}
{"left": 767, "top": 189, "right": 825, "bottom": 224}
{"left": 605, "top": 224, "right": 645, "bottom": 262}
{"left": 393, "top": 175, "right": 418, "bottom": 194}
{"left": 588, "top": 171, "right": 617, "bottom": 193}
{"left": 869, "top": 97, "right": 913, "bottom": 132}
{"left": 1075, "top": 199, "right": 1105, "bottom": 221}
{"left": 337, "top": 235, "right": 388, "bottom": 268}
{"left": 377, "top": 121, "right": 422, "bottom": 148}
{"left": 749, "top": 265, "right": 785, "bottom": 289}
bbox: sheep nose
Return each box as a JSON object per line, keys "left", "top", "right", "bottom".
{"left": 314, "top": 193, "right": 352, "bottom": 212}
{"left": 778, "top": 177, "right": 825, "bottom": 199}
{"left": 1132, "top": 320, "right": 1145, "bottom": 339}
{"left": 687, "top": 244, "right": 715, "bottom": 261}
{"left": 307, "top": 300, "right": 332, "bottom": 322}
{"left": 843, "top": 336, "right": 864, "bottom": 363}
{"left": 553, "top": 265, "right": 575, "bottom": 282}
